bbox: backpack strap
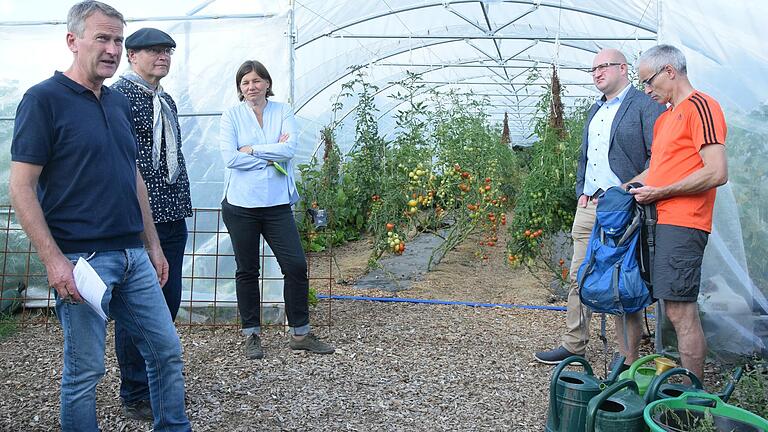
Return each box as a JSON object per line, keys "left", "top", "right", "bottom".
{"left": 611, "top": 262, "right": 623, "bottom": 314}
{"left": 643, "top": 202, "right": 657, "bottom": 288}
{"left": 616, "top": 206, "right": 642, "bottom": 246}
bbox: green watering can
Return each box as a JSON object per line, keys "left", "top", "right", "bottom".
{"left": 644, "top": 392, "right": 768, "bottom": 431}
{"left": 546, "top": 356, "right": 604, "bottom": 432}
{"left": 645, "top": 367, "right": 704, "bottom": 404}
{"left": 546, "top": 355, "right": 627, "bottom": 432}
{"left": 586, "top": 379, "right": 647, "bottom": 432}
{"left": 619, "top": 354, "right": 676, "bottom": 396}
{"left": 645, "top": 366, "right": 743, "bottom": 405}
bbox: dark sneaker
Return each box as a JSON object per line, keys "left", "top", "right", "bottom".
{"left": 245, "top": 334, "right": 264, "bottom": 360}
{"left": 534, "top": 346, "right": 581, "bottom": 365}
{"left": 122, "top": 399, "right": 153, "bottom": 422}
{"left": 289, "top": 333, "right": 335, "bottom": 354}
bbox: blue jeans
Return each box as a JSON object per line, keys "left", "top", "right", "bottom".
{"left": 56, "top": 248, "right": 190, "bottom": 432}
{"left": 115, "top": 219, "right": 187, "bottom": 404}
{"left": 220, "top": 200, "right": 310, "bottom": 335}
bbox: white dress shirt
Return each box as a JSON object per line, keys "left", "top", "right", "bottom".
{"left": 583, "top": 83, "right": 632, "bottom": 197}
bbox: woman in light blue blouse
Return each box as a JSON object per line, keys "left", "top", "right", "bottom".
{"left": 219, "top": 60, "right": 334, "bottom": 359}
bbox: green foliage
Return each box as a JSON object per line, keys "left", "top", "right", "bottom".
{"left": 295, "top": 70, "right": 521, "bottom": 265}
{"left": 727, "top": 104, "right": 768, "bottom": 292}
{"left": 652, "top": 406, "right": 718, "bottom": 432}
{"left": 296, "top": 69, "right": 372, "bottom": 251}
{"left": 0, "top": 314, "right": 17, "bottom": 339}
{"left": 297, "top": 124, "right": 362, "bottom": 252}
{"left": 307, "top": 287, "right": 319, "bottom": 308}
{"left": 342, "top": 67, "right": 387, "bottom": 236}
{"left": 428, "top": 91, "right": 521, "bottom": 264}
{"left": 729, "top": 361, "right": 768, "bottom": 419}
{"left": 506, "top": 70, "right": 590, "bottom": 286}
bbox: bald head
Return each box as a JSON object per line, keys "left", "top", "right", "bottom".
{"left": 596, "top": 48, "right": 627, "bottom": 65}
{"left": 591, "top": 48, "right": 630, "bottom": 100}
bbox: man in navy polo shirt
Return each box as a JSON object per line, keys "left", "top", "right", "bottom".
{"left": 9, "top": 2, "right": 191, "bottom": 431}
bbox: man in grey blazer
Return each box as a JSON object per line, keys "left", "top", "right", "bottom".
{"left": 535, "top": 48, "right": 665, "bottom": 367}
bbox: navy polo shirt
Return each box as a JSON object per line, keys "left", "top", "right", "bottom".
{"left": 11, "top": 72, "right": 144, "bottom": 253}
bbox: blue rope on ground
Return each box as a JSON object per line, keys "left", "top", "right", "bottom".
{"left": 317, "top": 294, "right": 567, "bottom": 311}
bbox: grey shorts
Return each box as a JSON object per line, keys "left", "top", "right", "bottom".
{"left": 652, "top": 224, "right": 709, "bottom": 302}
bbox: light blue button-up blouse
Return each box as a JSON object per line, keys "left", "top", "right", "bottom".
{"left": 219, "top": 100, "right": 300, "bottom": 208}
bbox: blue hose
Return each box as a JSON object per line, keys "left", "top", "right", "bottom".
{"left": 317, "top": 294, "right": 567, "bottom": 311}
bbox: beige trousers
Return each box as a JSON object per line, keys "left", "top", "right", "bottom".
{"left": 561, "top": 201, "right": 597, "bottom": 354}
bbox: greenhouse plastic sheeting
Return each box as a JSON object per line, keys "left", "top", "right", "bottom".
{"left": 0, "top": 1, "right": 299, "bottom": 315}
{"left": 654, "top": 0, "right": 768, "bottom": 362}
{"left": 0, "top": 0, "right": 766, "bottom": 357}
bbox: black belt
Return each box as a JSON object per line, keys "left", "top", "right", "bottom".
{"left": 587, "top": 188, "right": 604, "bottom": 200}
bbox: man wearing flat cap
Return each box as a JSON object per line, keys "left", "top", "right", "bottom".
{"left": 111, "top": 27, "right": 192, "bottom": 422}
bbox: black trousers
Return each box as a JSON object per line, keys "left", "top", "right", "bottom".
{"left": 221, "top": 200, "right": 309, "bottom": 330}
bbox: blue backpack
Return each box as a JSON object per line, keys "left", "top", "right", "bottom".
{"left": 577, "top": 186, "right": 654, "bottom": 315}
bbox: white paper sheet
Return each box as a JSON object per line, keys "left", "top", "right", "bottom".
{"left": 72, "top": 257, "right": 108, "bottom": 321}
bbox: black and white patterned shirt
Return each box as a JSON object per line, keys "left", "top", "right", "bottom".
{"left": 112, "top": 78, "right": 192, "bottom": 223}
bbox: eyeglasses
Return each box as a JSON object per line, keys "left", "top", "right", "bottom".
{"left": 641, "top": 66, "right": 666, "bottom": 88}
{"left": 144, "top": 46, "right": 175, "bottom": 56}
{"left": 588, "top": 62, "right": 623, "bottom": 74}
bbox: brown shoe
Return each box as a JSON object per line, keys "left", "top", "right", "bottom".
{"left": 289, "top": 333, "right": 335, "bottom": 354}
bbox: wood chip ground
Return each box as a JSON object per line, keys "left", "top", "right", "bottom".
{"left": 0, "top": 232, "right": 718, "bottom": 431}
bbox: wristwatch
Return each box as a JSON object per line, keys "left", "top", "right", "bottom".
{"left": 248, "top": 147, "right": 254, "bottom": 156}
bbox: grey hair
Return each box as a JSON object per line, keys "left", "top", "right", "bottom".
{"left": 638, "top": 44, "right": 687, "bottom": 74}
{"left": 67, "top": 1, "right": 125, "bottom": 37}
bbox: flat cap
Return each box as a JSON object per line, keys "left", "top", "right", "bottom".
{"left": 125, "top": 28, "right": 176, "bottom": 50}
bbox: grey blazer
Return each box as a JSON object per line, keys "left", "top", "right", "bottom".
{"left": 575, "top": 86, "right": 666, "bottom": 198}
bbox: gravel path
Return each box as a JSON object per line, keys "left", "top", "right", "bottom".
{"left": 0, "top": 299, "right": 589, "bottom": 431}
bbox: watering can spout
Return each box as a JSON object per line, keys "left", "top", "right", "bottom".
{"left": 717, "top": 366, "right": 744, "bottom": 403}
{"left": 654, "top": 357, "right": 675, "bottom": 375}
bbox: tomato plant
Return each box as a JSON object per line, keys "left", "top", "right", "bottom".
{"left": 506, "top": 71, "right": 590, "bottom": 288}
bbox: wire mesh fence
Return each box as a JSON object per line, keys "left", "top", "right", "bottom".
{"left": 0, "top": 206, "right": 334, "bottom": 332}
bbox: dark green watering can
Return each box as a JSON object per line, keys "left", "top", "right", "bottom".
{"left": 645, "top": 368, "right": 704, "bottom": 404}
{"left": 586, "top": 379, "right": 647, "bottom": 432}
{"left": 546, "top": 356, "right": 604, "bottom": 432}
{"left": 645, "top": 366, "right": 743, "bottom": 404}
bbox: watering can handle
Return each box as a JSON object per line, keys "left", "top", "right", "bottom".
{"left": 644, "top": 367, "right": 703, "bottom": 403}
{"left": 677, "top": 391, "right": 724, "bottom": 407}
{"left": 549, "top": 356, "right": 593, "bottom": 428}
{"left": 585, "top": 379, "right": 639, "bottom": 432}
{"left": 627, "top": 353, "right": 661, "bottom": 378}
{"left": 717, "top": 366, "right": 743, "bottom": 403}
